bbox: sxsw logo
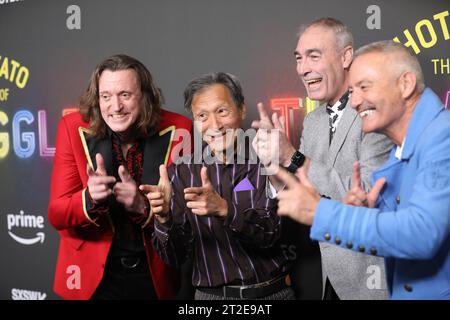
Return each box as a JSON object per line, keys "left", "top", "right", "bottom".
{"left": 11, "top": 288, "right": 46, "bottom": 300}
{"left": 7, "top": 210, "right": 45, "bottom": 245}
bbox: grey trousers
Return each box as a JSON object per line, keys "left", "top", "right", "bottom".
{"left": 194, "top": 286, "right": 295, "bottom": 300}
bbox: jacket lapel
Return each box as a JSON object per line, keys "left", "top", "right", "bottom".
{"left": 78, "top": 127, "right": 115, "bottom": 177}
{"left": 79, "top": 125, "right": 175, "bottom": 185}
{"left": 311, "top": 106, "right": 332, "bottom": 160}
{"left": 327, "top": 101, "right": 358, "bottom": 166}
{"left": 142, "top": 126, "right": 175, "bottom": 185}
{"left": 400, "top": 88, "right": 443, "bottom": 161}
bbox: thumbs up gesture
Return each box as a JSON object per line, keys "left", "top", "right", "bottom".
{"left": 87, "top": 153, "right": 116, "bottom": 204}
{"left": 139, "top": 165, "right": 173, "bottom": 222}
{"left": 113, "top": 165, "right": 147, "bottom": 214}
{"left": 183, "top": 167, "right": 228, "bottom": 217}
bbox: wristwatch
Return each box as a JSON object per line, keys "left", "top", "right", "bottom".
{"left": 286, "top": 150, "right": 305, "bottom": 174}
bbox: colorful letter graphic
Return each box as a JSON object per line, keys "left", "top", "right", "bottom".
{"left": 269, "top": 97, "right": 318, "bottom": 141}
{"left": 38, "top": 110, "right": 55, "bottom": 157}
{"left": 0, "top": 111, "right": 9, "bottom": 159}
{"left": 445, "top": 91, "right": 450, "bottom": 109}
{"left": 269, "top": 98, "right": 301, "bottom": 140}
{"left": 12, "top": 110, "right": 35, "bottom": 158}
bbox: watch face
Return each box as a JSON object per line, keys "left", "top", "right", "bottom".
{"left": 287, "top": 163, "right": 299, "bottom": 174}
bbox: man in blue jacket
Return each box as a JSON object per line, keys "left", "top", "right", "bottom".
{"left": 274, "top": 40, "right": 450, "bottom": 299}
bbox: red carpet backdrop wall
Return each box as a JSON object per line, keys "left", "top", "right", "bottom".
{"left": 0, "top": 0, "right": 449, "bottom": 300}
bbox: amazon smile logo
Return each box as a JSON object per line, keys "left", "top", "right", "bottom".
{"left": 7, "top": 210, "right": 45, "bottom": 245}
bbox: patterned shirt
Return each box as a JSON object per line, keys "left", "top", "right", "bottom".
{"left": 86, "top": 132, "right": 151, "bottom": 256}
{"left": 326, "top": 91, "right": 350, "bottom": 143}
{"left": 153, "top": 146, "right": 290, "bottom": 288}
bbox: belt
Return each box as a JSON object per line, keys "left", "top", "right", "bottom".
{"left": 107, "top": 253, "right": 149, "bottom": 274}
{"left": 197, "top": 276, "right": 288, "bottom": 299}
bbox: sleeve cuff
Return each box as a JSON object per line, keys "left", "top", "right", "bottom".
{"left": 310, "top": 198, "right": 338, "bottom": 242}
{"left": 141, "top": 198, "right": 153, "bottom": 229}
{"left": 82, "top": 188, "right": 102, "bottom": 227}
{"left": 154, "top": 216, "right": 173, "bottom": 240}
{"left": 222, "top": 197, "right": 246, "bottom": 233}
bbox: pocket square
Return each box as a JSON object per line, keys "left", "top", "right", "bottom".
{"left": 233, "top": 178, "right": 255, "bottom": 192}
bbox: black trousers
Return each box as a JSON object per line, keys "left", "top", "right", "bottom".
{"left": 91, "top": 253, "right": 157, "bottom": 300}
{"left": 281, "top": 218, "right": 323, "bottom": 300}
{"left": 323, "top": 278, "right": 340, "bottom": 300}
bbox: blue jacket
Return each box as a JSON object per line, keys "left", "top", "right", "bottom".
{"left": 311, "top": 88, "right": 450, "bottom": 299}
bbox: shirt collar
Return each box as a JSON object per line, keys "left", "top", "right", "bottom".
{"left": 394, "top": 137, "right": 406, "bottom": 160}
{"left": 326, "top": 91, "right": 350, "bottom": 114}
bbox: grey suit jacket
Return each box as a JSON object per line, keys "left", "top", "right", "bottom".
{"left": 300, "top": 101, "right": 392, "bottom": 300}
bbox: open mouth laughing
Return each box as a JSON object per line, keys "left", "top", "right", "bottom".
{"left": 358, "top": 107, "right": 376, "bottom": 118}
{"left": 304, "top": 77, "right": 323, "bottom": 88}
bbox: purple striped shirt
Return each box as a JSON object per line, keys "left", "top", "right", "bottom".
{"left": 152, "top": 153, "right": 290, "bottom": 287}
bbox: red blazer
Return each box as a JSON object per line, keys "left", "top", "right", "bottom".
{"left": 48, "top": 110, "right": 192, "bottom": 300}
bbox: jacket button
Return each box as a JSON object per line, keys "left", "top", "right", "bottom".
{"left": 358, "top": 245, "right": 365, "bottom": 253}
{"left": 404, "top": 284, "right": 413, "bottom": 292}
{"left": 324, "top": 233, "right": 331, "bottom": 241}
{"left": 396, "top": 196, "right": 400, "bottom": 204}
{"left": 346, "top": 241, "right": 353, "bottom": 249}
{"left": 370, "top": 248, "right": 378, "bottom": 256}
{"left": 335, "top": 237, "right": 342, "bottom": 245}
